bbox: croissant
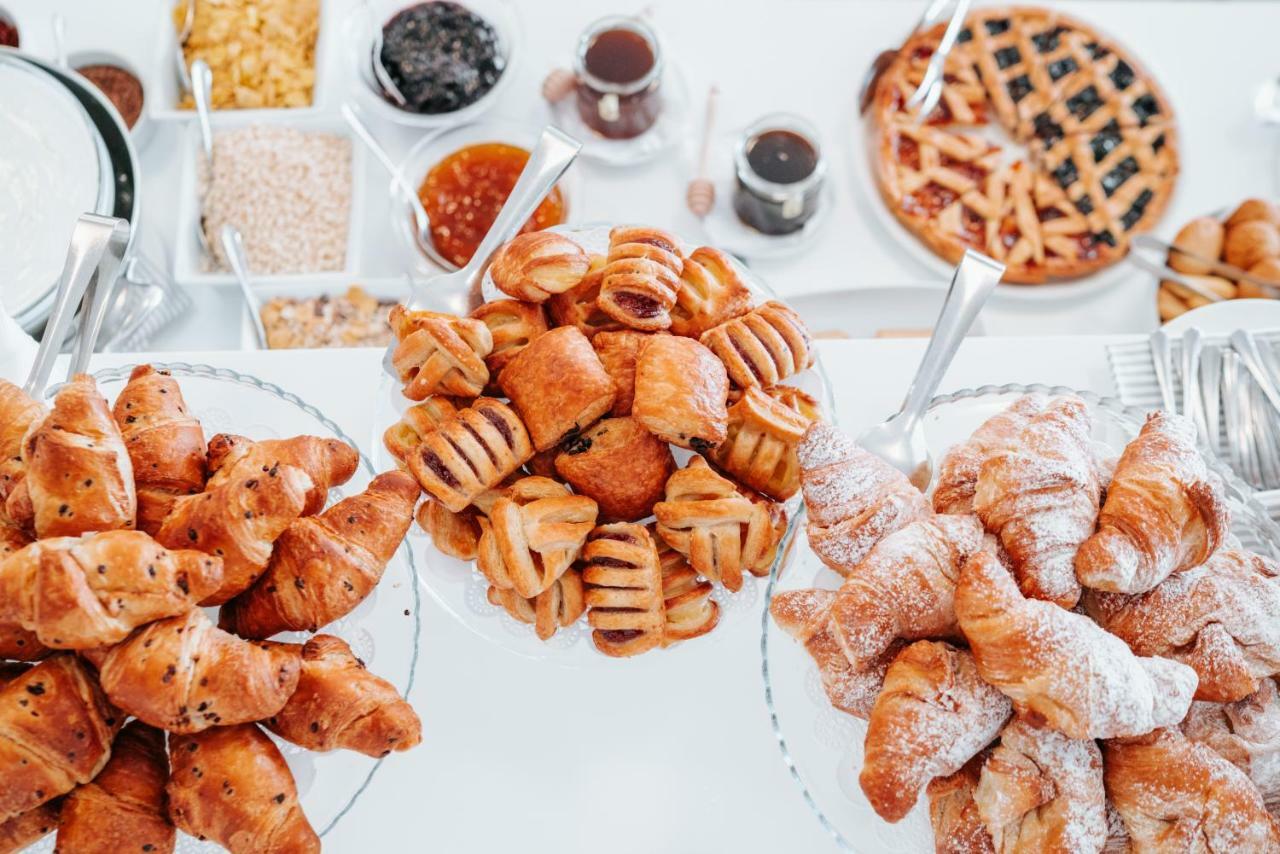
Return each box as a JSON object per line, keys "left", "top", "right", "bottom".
{"left": 219, "top": 471, "right": 419, "bottom": 638}
{"left": 0, "top": 530, "right": 223, "bottom": 649}
{"left": 829, "top": 514, "right": 985, "bottom": 672}
{"left": 469, "top": 298, "right": 549, "bottom": 394}
{"left": 417, "top": 499, "right": 482, "bottom": 560}
{"left": 769, "top": 588, "right": 903, "bottom": 719}
{"left": 933, "top": 394, "right": 1049, "bottom": 515}
{"left": 18, "top": 374, "right": 135, "bottom": 538}
{"left": 860, "top": 640, "right": 1013, "bottom": 823}
{"left": 382, "top": 396, "right": 458, "bottom": 469}
{"left": 264, "top": 634, "right": 421, "bottom": 757}
{"left": 700, "top": 300, "right": 813, "bottom": 389}
{"left": 1182, "top": 676, "right": 1280, "bottom": 802}
{"left": 669, "top": 246, "right": 752, "bottom": 338}
{"left": 167, "top": 724, "right": 319, "bottom": 854}
{"left": 0, "top": 622, "right": 46, "bottom": 662}
{"left": 477, "top": 477, "right": 597, "bottom": 598}
{"left": 974, "top": 718, "right": 1107, "bottom": 853}
{"left": 389, "top": 305, "right": 493, "bottom": 400}
{"left": 112, "top": 365, "right": 207, "bottom": 536}
{"left": 653, "top": 456, "right": 778, "bottom": 593}
{"left": 489, "top": 231, "right": 590, "bottom": 302}
{"left": 797, "top": 422, "right": 931, "bottom": 574}
{"left": 582, "top": 523, "right": 665, "bottom": 657}
{"left": 156, "top": 462, "right": 312, "bottom": 605}
{"left": 0, "top": 800, "right": 60, "bottom": 853}
{"left": 0, "top": 379, "right": 43, "bottom": 510}
{"left": 408, "top": 397, "right": 533, "bottom": 513}
{"left": 0, "top": 655, "right": 119, "bottom": 823}
{"left": 97, "top": 609, "right": 300, "bottom": 733}
{"left": 596, "top": 226, "right": 684, "bottom": 332}
{"left": 55, "top": 721, "right": 174, "bottom": 854}
{"left": 546, "top": 255, "right": 624, "bottom": 338}
{"left": 1085, "top": 549, "right": 1280, "bottom": 703}
{"left": 1076, "top": 411, "right": 1229, "bottom": 594}
{"left": 927, "top": 753, "right": 995, "bottom": 854}
{"left": 955, "top": 549, "right": 1197, "bottom": 739}
{"left": 972, "top": 395, "right": 1101, "bottom": 609}
{"left": 205, "top": 432, "right": 358, "bottom": 517}
{"left": 1104, "top": 727, "right": 1280, "bottom": 851}
{"left": 0, "top": 519, "right": 29, "bottom": 558}
{"left": 487, "top": 569, "right": 585, "bottom": 641}
{"left": 656, "top": 531, "right": 719, "bottom": 644}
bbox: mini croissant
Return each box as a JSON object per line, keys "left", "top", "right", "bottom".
{"left": 489, "top": 231, "right": 590, "bottom": 302}
{"left": 926, "top": 753, "right": 993, "bottom": 854}
{"left": 1182, "top": 676, "right": 1280, "bottom": 801}
{"left": 205, "top": 433, "right": 358, "bottom": 517}
{"left": 265, "top": 634, "right": 422, "bottom": 757}
{"left": 219, "top": 471, "right": 419, "bottom": 639}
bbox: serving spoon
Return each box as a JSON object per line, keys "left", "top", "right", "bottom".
{"left": 191, "top": 59, "right": 215, "bottom": 259}
{"left": 220, "top": 225, "right": 267, "bottom": 349}
{"left": 856, "top": 249, "right": 1006, "bottom": 490}
{"left": 367, "top": 2, "right": 407, "bottom": 108}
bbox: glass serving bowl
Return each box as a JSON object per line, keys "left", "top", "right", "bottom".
{"left": 33, "top": 362, "right": 423, "bottom": 850}
{"left": 374, "top": 224, "right": 833, "bottom": 666}
{"left": 761, "top": 383, "right": 1280, "bottom": 853}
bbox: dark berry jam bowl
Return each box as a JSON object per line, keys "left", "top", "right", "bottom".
{"left": 347, "top": 0, "right": 519, "bottom": 129}
{"left": 733, "top": 113, "right": 828, "bottom": 237}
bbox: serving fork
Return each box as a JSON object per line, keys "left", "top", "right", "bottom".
{"left": 858, "top": 0, "right": 972, "bottom": 120}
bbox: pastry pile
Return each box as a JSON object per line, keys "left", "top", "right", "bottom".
{"left": 386, "top": 226, "right": 820, "bottom": 657}
{"left": 0, "top": 366, "right": 423, "bottom": 853}
{"left": 1159, "top": 197, "right": 1280, "bottom": 321}
{"left": 772, "top": 394, "right": 1280, "bottom": 850}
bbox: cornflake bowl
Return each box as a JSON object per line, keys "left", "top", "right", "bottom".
{"left": 761, "top": 383, "right": 1280, "bottom": 853}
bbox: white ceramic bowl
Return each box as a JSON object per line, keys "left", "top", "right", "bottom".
{"left": 239, "top": 274, "right": 412, "bottom": 349}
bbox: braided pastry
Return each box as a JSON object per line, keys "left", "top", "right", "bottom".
{"left": 489, "top": 231, "right": 590, "bottom": 302}
{"left": 469, "top": 298, "right": 549, "bottom": 394}
{"left": 653, "top": 456, "right": 777, "bottom": 592}
{"left": 476, "top": 477, "right": 597, "bottom": 598}
{"left": 712, "top": 386, "right": 814, "bottom": 500}
{"left": 487, "top": 569, "right": 585, "bottom": 641}
{"left": 407, "top": 397, "right": 533, "bottom": 513}
{"left": 582, "top": 523, "right": 665, "bottom": 657}
{"left": 700, "top": 300, "right": 813, "bottom": 389}
{"left": 655, "top": 528, "right": 718, "bottom": 644}
{"left": 389, "top": 305, "right": 493, "bottom": 400}
{"left": 669, "top": 246, "right": 752, "bottom": 338}
{"left": 382, "top": 396, "right": 458, "bottom": 469}
{"left": 1085, "top": 549, "right": 1280, "bottom": 703}
{"left": 632, "top": 335, "right": 729, "bottom": 452}
{"left": 546, "top": 255, "right": 624, "bottom": 338}
{"left": 597, "top": 226, "right": 684, "bottom": 331}
{"left": 934, "top": 393, "right": 1049, "bottom": 515}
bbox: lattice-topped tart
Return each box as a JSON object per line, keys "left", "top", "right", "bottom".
{"left": 870, "top": 6, "right": 1178, "bottom": 284}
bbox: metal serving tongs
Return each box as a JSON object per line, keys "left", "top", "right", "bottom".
{"left": 24, "top": 214, "right": 132, "bottom": 399}
{"left": 1129, "top": 234, "right": 1280, "bottom": 303}
{"left": 858, "top": 0, "right": 972, "bottom": 118}
{"left": 383, "top": 126, "right": 582, "bottom": 378}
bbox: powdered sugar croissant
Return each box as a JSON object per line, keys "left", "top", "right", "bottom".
{"left": 933, "top": 393, "right": 1049, "bottom": 515}
{"left": 1182, "top": 676, "right": 1280, "bottom": 802}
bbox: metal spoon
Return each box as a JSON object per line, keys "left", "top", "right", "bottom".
{"left": 191, "top": 59, "right": 214, "bottom": 259}
{"left": 174, "top": 0, "right": 197, "bottom": 92}
{"left": 367, "top": 1, "right": 406, "bottom": 107}
{"left": 857, "top": 249, "right": 1006, "bottom": 490}
{"left": 220, "top": 225, "right": 266, "bottom": 349}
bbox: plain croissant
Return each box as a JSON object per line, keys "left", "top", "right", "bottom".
{"left": 205, "top": 433, "right": 359, "bottom": 516}
{"left": 0, "top": 379, "right": 44, "bottom": 514}
{"left": 219, "top": 471, "right": 419, "bottom": 638}
{"left": 265, "top": 635, "right": 422, "bottom": 757}
{"left": 0, "top": 530, "right": 222, "bottom": 649}
{"left": 96, "top": 609, "right": 300, "bottom": 734}
{"left": 0, "top": 799, "right": 60, "bottom": 853}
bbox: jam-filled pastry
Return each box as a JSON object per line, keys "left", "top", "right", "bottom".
{"left": 669, "top": 246, "right": 752, "bottom": 338}
{"left": 476, "top": 476, "right": 597, "bottom": 598}
{"left": 700, "top": 300, "right": 813, "bottom": 389}
{"left": 1085, "top": 549, "right": 1280, "bottom": 703}
{"left": 798, "top": 422, "right": 931, "bottom": 575}
{"left": 654, "top": 528, "right": 719, "bottom": 644}
{"left": 956, "top": 549, "right": 1198, "bottom": 740}
{"left": 592, "top": 329, "right": 652, "bottom": 416}
{"left": 383, "top": 396, "right": 459, "bottom": 469}
{"left": 469, "top": 299, "right": 549, "bottom": 394}
{"left": 770, "top": 588, "right": 905, "bottom": 719}
{"left": 597, "top": 226, "right": 684, "bottom": 331}
{"left": 753, "top": 384, "right": 821, "bottom": 422}
{"left": 407, "top": 397, "right": 533, "bottom": 513}
{"left": 553, "top": 417, "right": 675, "bottom": 522}
{"left": 934, "top": 394, "right": 1050, "bottom": 515}
{"left": 927, "top": 752, "right": 995, "bottom": 854}
{"left": 389, "top": 306, "right": 493, "bottom": 400}
{"left": 631, "top": 335, "right": 729, "bottom": 452}
{"left": 973, "top": 395, "right": 1101, "bottom": 609}
{"left": 499, "top": 326, "right": 617, "bottom": 452}
{"left": 712, "top": 386, "right": 815, "bottom": 500}
{"left": 975, "top": 718, "right": 1107, "bottom": 853}
{"left": 1104, "top": 727, "right": 1280, "bottom": 852}
{"left": 1077, "top": 410, "right": 1229, "bottom": 595}
{"left": 1182, "top": 677, "right": 1280, "bottom": 803}
{"left": 830, "top": 514, "right": 985, "bottom": 672}
{"left": 860, "top": 640, "right": 1013, "bottom": 823}
{"left": 488, "top": 231, "right": 590, "bottom": 303}
{"left": 547, "top": 256, "right": 625, "bottom": 338}
{"left": 487, "top": 569, "right": 586, "bottom": 641}
{"left": 582, "top": 523, "right": 665, "bottom": 657}
{"left": 653, "top": 456, "right": 779, "bottom": 593}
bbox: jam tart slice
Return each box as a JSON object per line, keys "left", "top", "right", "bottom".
{"left": 383, "top": 396, "right": 459, "bottom": 469}
{"left": 407, "top": 397, "right": 533, "bottom": 513}
{"left": 487, "top": 569, "right": 586, "bottom": 641}
{"left": 700, "top": 301, "right": 814, "bottom": 390}
{"left": 712, "top": 386, "right": 816, "bottom": 501}
{"left": 390, "top": 306, "right": 493, "bottom": 400}
{"left": 477, "top": 476, "right": 598, "bottom": 598}
{"left": 653, "top": 527, "right": 719, "bottom": 644}
{"left": 582, "top": 523, "right": 666, "bottom": 658}
{"left": 597, "top": 226, "right": 685, "bottom": 332}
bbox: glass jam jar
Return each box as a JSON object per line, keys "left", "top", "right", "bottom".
{"left": 732, "top": 114, "right": 826, "bottom": 236}
{"left": 573, "top": 16, "right": 663, "bottom": 140}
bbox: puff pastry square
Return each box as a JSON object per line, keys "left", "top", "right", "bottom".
{"left": 632, "top": 335, "right": 728, "bottom": 452}
{"left": 554, "top": 417, "right": 675, "bottom": 522}
{"left": 592, "top": 330, "right": 652, "bottom": 417}
{"left": 499, "top": 326, "right": 617, "bottom": 452}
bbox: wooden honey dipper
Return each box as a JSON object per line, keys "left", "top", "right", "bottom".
{"left": 686, "top": 85, "right": 719, "bottom": 217}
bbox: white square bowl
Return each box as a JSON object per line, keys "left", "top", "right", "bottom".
{"left": 147, "top": 0, "right": 337, "bottom": 123}
{"left": 172, "top": 112, "right": 367, "bottom": 287}
{"left": 240, "top": 275, "right": 411, "bottom": 349}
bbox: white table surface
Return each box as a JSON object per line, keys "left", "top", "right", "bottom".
{"left": 21, "top": 336, "right": 1121, "bottom": 854}
{"left": 5, "top": 0, "right": 1280, "bottom": 348}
